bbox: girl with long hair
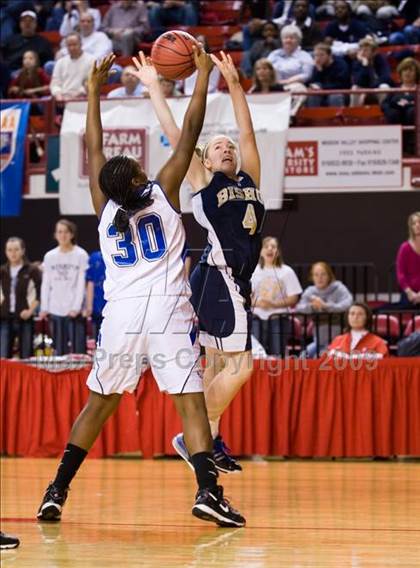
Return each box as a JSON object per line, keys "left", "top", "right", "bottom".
{"left": 0, "top": 237, "right": 41, "bottom": 358}
{"left": 133, "top": 50, "right": 265, "bottom": 473}
{"left": 37, "top": 52, "right": 244, "bottom": 528}
{"left": 251, "top": 236, "right": 301, "bottom": 356}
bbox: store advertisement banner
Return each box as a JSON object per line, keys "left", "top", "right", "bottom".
{"left": 285, "top": 125, "right": 402, "bottom": 191}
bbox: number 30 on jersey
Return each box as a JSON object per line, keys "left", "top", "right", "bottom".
{"left": 107, "top": 213, "right": 167, "bottom": 267}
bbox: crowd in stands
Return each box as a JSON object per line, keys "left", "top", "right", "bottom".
{"left": 0, "top": 1, "right": 419, "bottom": 132}
{"left": 0, "top": 1, "right": 419, "bottom": 357}
{"left": 1, "top": 212, "right": 419, "bottom": 360}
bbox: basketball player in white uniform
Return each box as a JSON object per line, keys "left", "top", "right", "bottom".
{"left": 37, "top": 52, "right": 245, "bottom": 528}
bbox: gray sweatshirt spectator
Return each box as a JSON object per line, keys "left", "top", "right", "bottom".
{"left": 40, "top": 220, "right": 88, "bottom": 355}
{"left": 297, "top": 280, "right": 353, "bottom": 313}
{"left": 102, "top": 0, "right": 149, "bottom": 56}
{"left": 296, "top": 261, "right": 353, "bottom": 357}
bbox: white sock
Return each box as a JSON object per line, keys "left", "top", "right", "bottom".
{"left": 209, "top": 418, "right": 220, "bottom": 439}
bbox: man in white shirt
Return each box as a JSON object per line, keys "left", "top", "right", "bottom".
{"left": 107, "top": 65, "right": 144, "bottom": 98}
{"left": 50, "top": 33, "right": 94, "bottom": 101}
{"left": 58, "top": 12, "right": 112, "bottom": 61}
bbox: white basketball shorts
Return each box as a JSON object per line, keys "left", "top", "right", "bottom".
{"left": 86, "top": 294, "right": 203, "bottom": 395}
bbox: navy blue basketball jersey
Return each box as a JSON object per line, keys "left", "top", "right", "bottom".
{"left": 192, "top": 170, "right": 265, "bottom": 281}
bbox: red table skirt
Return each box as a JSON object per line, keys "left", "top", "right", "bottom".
{"left": 1, "top": 358, "right": 419, "bottom": 458}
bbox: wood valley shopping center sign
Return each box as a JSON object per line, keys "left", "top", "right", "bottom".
{"left": 285, "top": 126, "right": 402, "bottom": 191}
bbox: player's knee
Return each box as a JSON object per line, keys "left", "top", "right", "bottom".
{"left": 228, "top": 353, "right": 253, "bottom": 385}
{"left": 175, "top": 393, "right": 206, "bottom": 419}
{"left": 85, "top": 393, "right": 119, "bottom": 421}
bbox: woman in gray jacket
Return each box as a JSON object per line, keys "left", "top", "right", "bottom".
{"left": 297, "top": 261, "right": 353, "bottom": 358}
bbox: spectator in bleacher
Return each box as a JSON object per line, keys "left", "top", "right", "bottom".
{"left": 241, "top": 0, "right": 273, "bottom": 21}
{"left": 241, "top": 19, "right": 265, "bottom": 53}
{"left": 397, "top": 332, "right": 420, "bottom": 356}
{"left": 388, "top": 0, "right": 420, "bottom": 45}
{"left": 381, "top": 57, "right": 419, "bottom": 154}
{"left": 85, "top": 250, "right": 106, "bottom": 342}
{"left": 159, "top": 75, "right": 182, "bottom": 97}
{"left": 57, "top": 11, "right": 112, "bottom": 60}
{"left": 324, "top": 0, "right": 369, "bottom": 45}
{"left": 0, "top": 0, "right": 35, "bottom": 44}
{"left": 32, "top": 0, "right": 55, "bottom": 31}
{"left": 39, "top": 219, "right": 88, "bottom": 355}
{"left": 273, "top": 0, "right": 317, "bottom": 25}
{"left": 248, "top": 58, "right": 284, "bottom": 93}
{"left": 396, "top": 211, "right": 420, "bottom": 306}
{"left": 307, "top": 42, "right": 350, "bottom": 107}
{"left": 107, "top": 64, "right": 144, "bottom": 98}
{"left": 353, "top": 0, "right": 399, "bottom": 20}
{"left": 1, "top": 10, "right": 53, "bottom": 71}
{"left": 267, "top": 25, "right": 313, "bottom": 113}
{"left": 8, "top": 49, "right": 50, "bottom": 98}
{"left": 327, "top": 302, "right": 389, "bottom": 360}
{"left": 350, "top": 36, "right": 392, "bottom": 106}
{"left": 353, "top": 0, "right": 401, "bottom": 44}
{"left": 50, "top": 32, "right": 94, "bottom": 100}
{"left": 0, "top": 237, "right": 41, "bottom": 359}
{"left": 242, "top": 21, "right": 280, "bottom": 78}
{"left": 181, "top": 35, "right": 220, "bottom": 95}
{"left": 267, "top": 25, "right": 314, "bottom": 85}
{"left": 58, "top": 0, "right": 101, "bottom": 35}
{"left": 102, "top": 0, "right": 149, "bottom": 56}
{"left": 276, "top": 0, "right": 323, "bottom": 51}
{"left": 148, "top": 1, "right": 198, "bottom": 37}
{"left": 297, "top": 261, "right": 353, "bottom": 358}
{"left": 251, "top": 237, "right": 302, "bottom": 357}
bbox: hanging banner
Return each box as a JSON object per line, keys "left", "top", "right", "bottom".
{"left": 59, "top": 92, "right": 291, "bottom": 215}
{"left": 285, "top": 125, "right": 402, "bottom": 191}
{"left": 0, "top": 102, "right": 31, "bottom": 217}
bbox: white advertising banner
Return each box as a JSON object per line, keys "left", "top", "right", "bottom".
{"left": 285, "top": 125, "right": 402, "bottom": 191}
{"left": 59, "top": 92, "right": 291, "bottom": 215}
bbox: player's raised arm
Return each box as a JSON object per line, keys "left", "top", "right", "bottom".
{"left": 211, "top": 51, "right": 261, "bottom": 187}
{"left": 132, "top": 51, "right": 208, "bottom": 192}
{"left": 86, "top": 54, "right": 115, "bottom": 217}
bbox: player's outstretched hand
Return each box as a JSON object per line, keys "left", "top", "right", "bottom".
{"left": 132, "top": 51, "right": 159, "bottom": 87}
{"left": 88, "top": 54, "right": 116, "bottom": 93}
{"left": 192, "top": 44, "right": 213, "bottom": 75}
{"left": 210, "top": 51, "right": 239, "bottom": 86}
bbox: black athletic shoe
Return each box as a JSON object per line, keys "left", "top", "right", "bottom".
{"left": 0, "top": 531, "right": 20, "bottom": 549}
{"left": 37, "top": 483, "right": 68, "bottom": 521}
{"left": 213, "top": 436, "right": 243, "bottom": 474}
{"left": 192, "top": 485, "right": 246, "bottom": 527}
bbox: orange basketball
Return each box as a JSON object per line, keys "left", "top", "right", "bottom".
{"left": 151, "top": 30, "right": 198, "bottom": 81}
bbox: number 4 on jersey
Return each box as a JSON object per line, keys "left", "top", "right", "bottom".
{"left": 242, "top": 204, "right": 257, "bottom": 235}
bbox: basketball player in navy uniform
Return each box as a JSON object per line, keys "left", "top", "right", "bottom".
{"left": 133, "top": 51, "right": 265, "bottom": 473}
{"left": 37, "top": 52, "right": 245, "bottom": 528}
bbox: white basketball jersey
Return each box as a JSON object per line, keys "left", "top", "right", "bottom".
{"left": 98, "top": 183, "right": 188, "bottom": 300}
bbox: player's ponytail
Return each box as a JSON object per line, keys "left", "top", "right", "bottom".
{"left": 99, "top": 155, "right": 154, "bottom": 232}
{"left": 113, "top": 208, "right": 130, "bottom": 233}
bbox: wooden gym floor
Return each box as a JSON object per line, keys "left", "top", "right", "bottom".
{"left": 1, "top": 457, "right": 419, "bottom": 567}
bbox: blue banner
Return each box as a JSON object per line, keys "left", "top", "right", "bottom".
{"left": 0, "top": 102, "right": 31, "bottom": 217}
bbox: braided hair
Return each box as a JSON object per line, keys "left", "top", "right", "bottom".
{"left": 99, "top": 156, "right": 153, "bottom": 232}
